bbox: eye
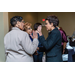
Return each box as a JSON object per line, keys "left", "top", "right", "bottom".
{"left": 45, "top": 23, "right": 47, "bottom": 25}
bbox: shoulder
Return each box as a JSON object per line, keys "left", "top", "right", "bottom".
{"left": 4, "top": 32, "right": 10, "bottom": 39}
{"left": 59, "top": 29, "right": 63, "bottom": 33}
{"left": 4, "top": 30, "right": 28, "bottom": 39}
{"left": 20, "top": 31, "right": 29, "bottom": 38}
{"left": 51, "top": 29, "right": 61, "bottom": 38}
{"left": 4, "top": 31, "right": 12, "bottom": 38}
{"left": 53, "top": 28, "right": 60, "bottom": 34}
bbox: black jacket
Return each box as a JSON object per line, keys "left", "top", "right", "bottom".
{"left": 39, "top": 28, "right": 62, "bottom": 62}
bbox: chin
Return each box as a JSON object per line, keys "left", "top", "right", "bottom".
{"left": 29, "top": 33, "right": 32, "bottom": 35}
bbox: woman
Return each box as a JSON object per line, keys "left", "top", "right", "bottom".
{"left": 24, "top": 22, "right": 38, "bottom": 55}
{"left": 24, "top": 22, "right": 33, "bottom": 41}
{"left": 4, "top": 16, "right": 39, "bottom": 62}
{"left": 33, "top": 23, "right": 44, "bottom": 62}
{"left": 38, "top": 15, "right": 62, "bottom": 62}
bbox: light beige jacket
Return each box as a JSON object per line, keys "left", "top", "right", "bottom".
{"left": 4, "top": 27, "right": 39, "bottom": 62}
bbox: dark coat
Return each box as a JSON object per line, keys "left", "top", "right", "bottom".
{"left": 39, "top": 28, "right": 62, "bottom": 62}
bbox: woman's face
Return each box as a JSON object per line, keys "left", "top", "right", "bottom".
{"left": 26, "top": 26, "right": 32, "bottom": 35}
{"left": 17, "top": 20, "right": 25, "bottom": 30}
{"left": 45, "top": 20, "right": 52, "bottom": 31}
{"left": 37, "top": 25, "right": 42, "bottom": 32}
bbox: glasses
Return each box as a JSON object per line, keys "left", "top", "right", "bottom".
{"left": 21, "top": 21, "right": 25, "bottom": 23}
{"left": 27, "top": 28, "right": 32, "bottom": 30}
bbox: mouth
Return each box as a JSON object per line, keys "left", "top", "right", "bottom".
{"left": 30, "top": 32, "right": 32, "bottom": 34}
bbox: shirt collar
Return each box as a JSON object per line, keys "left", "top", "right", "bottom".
{"left": 12, "top": 27, "right": 21, "bottom": 30}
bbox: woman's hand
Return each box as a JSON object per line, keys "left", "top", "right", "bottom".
{"left": 34, "top": 47, "right": 39, "bottom": 55}
{"left": 37, "top": 25, "right": 42, "bottom": 33}
{"left": 37, "top": 26, "right": 43, "bottom": 36}
{"left": 30, "top": 30, "right": 38, "bottom": 39}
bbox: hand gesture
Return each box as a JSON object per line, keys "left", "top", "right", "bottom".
{"left": 37, "top": 25, "right": 42, "bottom": 33}
{"left": 34, "top": 47, "right": 39, "bottom": 55}
{"left": 37, "top": 26, "right": 43, "bottom": 36}
{"left": 30, "top": 30, "right": 38, "bottom": 39}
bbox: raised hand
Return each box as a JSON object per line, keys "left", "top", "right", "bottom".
{"left": 30, "top": 30, "right": 38, "bottom": 39}
{"left": 37, "top": 26, "right": 43, "bottom": 36}
{"left": 37, "top": 25, "right": 42, "bottom": 33}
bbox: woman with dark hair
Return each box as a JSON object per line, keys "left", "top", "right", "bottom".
{"left": 37, "top": 15, "right": 62, "bottom": 62}
{"left": 33, "top": 23, "right": 43, "bottom": 62}
{"left": 4, "top": 16, "right": 39, "bottom": 62}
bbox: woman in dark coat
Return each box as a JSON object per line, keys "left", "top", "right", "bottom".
{"left": 38, "top": 15, "right": 62, "bottom": 62}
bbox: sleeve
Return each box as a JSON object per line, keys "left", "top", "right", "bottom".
{"left": 21, "top": 33, "right": 39, "bottom": 54}
{"left": 39, "top": 46, "right": 46, "bottom": 52}
{"left": 39, "top": 33, "right": 59, "bottom": 50}
{"left": 62, "top": 32, "right": 68, "bottom": 42}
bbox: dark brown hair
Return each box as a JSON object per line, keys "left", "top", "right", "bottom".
{"left": 34, "top": 23, "right": 42, "bottom": 30}
{"left": 45, "top": 15, "right": 59, "bottom": 27}
{"left": 10, "top": 16, "right": 23, "bottom": 27}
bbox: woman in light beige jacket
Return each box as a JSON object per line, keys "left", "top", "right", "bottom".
{"left": 4, "top": 16, "right": 39, "bottom": 62}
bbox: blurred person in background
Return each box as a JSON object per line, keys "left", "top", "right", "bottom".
{"left": 56, "top": 26, "right": 68, "bottom": 54}
{"left": 33, "top": 23, "right": 44, "bottom": 62}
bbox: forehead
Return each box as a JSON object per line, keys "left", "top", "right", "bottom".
{"left": 46, "top": 20, "right": 49, "bottom": 23}
{"left": 27, "top": 26, "right": 31, "bottom": 28}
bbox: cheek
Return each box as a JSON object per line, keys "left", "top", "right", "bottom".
{"left": 45, "top": 25, "right": 48, "bottom": 28}
{"left": 21, "top": 23, "right": 24, "bottom": 28}
{"left": 30, "top": 30, "right": 32, "bottom": 34}
{"left": 26, "top": 30, "right": 29, "bottom": 34}
{"left": 28, "top": 30, "right": 31, "bottom": 33}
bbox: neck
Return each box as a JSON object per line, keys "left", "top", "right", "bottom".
{"left": 56, "top": 26, "right": 60, "bottom": 29}
{"left": 51, "top": 27, "right": 55, "bottom": 31}
{"left": 15, "top": 25, "right": 23, "bottom": 31}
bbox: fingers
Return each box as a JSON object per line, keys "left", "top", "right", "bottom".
{"left": 30, "top": 34, "right": 33, "bottom": 39}
{"left": 37, "top": 47, "right": 39, "bottom": 50}
{"left": 37, "top": 26, "right": 42, "bottom": 33}
{"left": 33, "top": 31, "right": 38, "bottom": 39}
{"left": 34, "top": 50, "right": 38, "bottom": 55}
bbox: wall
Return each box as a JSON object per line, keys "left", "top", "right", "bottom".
{"left": 0, "top": 12, "right": 9, "bottom": 62}
{"left": 38, "top": 12, "right": 75, "bottom": 38}
{"left": 8, "top": 12, "right": 75, "bottom": 38}
{"left": 8, "top": 12, "right": 38, "bottom": 29}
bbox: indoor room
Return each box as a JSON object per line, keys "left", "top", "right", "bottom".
{"left": 0, "top": 12, "right": 75, "bottom": 62}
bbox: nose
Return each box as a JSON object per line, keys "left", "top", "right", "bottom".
{"left": 45, "top": 25, "right": 46, "bottom": 27}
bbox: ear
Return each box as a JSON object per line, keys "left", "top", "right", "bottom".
{"left": 51, "top": 23, "right": 53, "bottom": 27}
{"left": 15, "top": 21, "right": 20, "bottom": 27}
{"left": 17, "top": 21, "right": 20, "bottom": 25}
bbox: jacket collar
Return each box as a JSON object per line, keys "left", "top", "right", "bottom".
{"left": 49, "top": 27, "right": 58, "bottom": 34}
{"left": 12, "top": 27, "right": 21, "bottom": 30}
